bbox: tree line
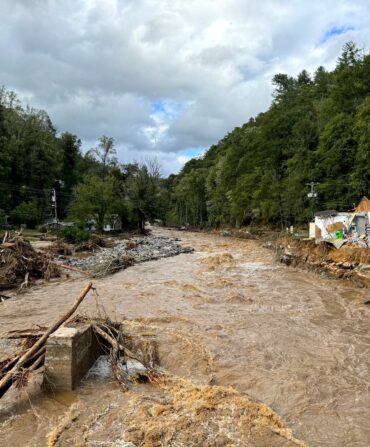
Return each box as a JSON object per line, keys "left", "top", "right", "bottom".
{"left": 0, "top": 87, "right": 165, "bottom": 232}
{"left": 2, "top": 42, "right": 370, "bottom": 232}
{"left": 166, "top": 42, "right": 370, "bottom": 228}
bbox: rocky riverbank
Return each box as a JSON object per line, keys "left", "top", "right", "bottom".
{"left": 274, "top": 237, "right": 370, "bottom": 287}
{"left": 58, "top": 234, "right": 194, "bottom": 275}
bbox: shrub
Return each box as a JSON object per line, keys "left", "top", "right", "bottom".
{"left": 57, "top": 226, "right": 90, "bottom": 243}
{"left": 10, "top": 201, "right": 39, "bottom": 228}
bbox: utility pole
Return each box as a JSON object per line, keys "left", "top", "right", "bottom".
{"left": 306, "top": 182, "right": 319, "bottom": 198}
{"left": 306, "top": 182, "right": 319, "bottom": 221}
{"left": 52, "top": 180, "right": 64, "bottom": 225}
{"left": 52, "top": 188, "right": 58, "bottom": 224}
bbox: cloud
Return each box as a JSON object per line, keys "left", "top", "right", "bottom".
{"left": 1, "top": 0, "right": 370, "bottom": 175}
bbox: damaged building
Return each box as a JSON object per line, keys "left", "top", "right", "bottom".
{"left": 310, "top": 197, "right": 370, "bottom": 248}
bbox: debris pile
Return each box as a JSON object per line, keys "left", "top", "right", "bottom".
{"left": 48, "top": 239, "right": 73, "bottom": 256}
{"left": 312, "top": 196, "right": 370, "bottom": 248}
{"left": 75, "top": 234, "right": 107, "bottom": 252}
{"left": 61, "top": 235, "right": 193, "bottom": 276}
{"left": 0, "top": 233, "right": 61, "bottom": 290}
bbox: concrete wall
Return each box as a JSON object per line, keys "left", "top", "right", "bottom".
{"left": 44, "top": 325, "right": 101, "bottom": 391}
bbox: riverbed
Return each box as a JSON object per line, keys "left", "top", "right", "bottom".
{"left": 0, "top": 228, "right": 369, "bottom": 446}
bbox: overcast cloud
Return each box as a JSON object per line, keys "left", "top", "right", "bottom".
{"left": 1, "top": 0, "right": 370, "bottom": 175}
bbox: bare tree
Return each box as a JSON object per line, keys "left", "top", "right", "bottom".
{"left": 88, "top": 135, "right": 117, "bottom": 179}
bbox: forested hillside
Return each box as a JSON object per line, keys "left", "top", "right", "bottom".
{"left": 167, "top": 42, "right": 370, "bottom": 228}
{"left": 0, "top": 87, "right": 164, "bottom": 231}
{"left": 2, "top": 42, "right": 370, "bottom": 232}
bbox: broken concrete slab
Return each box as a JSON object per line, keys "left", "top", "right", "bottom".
{"left": 44, "top": 324, "right": 101, "bottom": 391}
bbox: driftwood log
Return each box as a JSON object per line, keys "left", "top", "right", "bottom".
{"left": 51, "top": 262, "right": 92, "bottom": 277}
{"left": 0, "top": 282, "right": 93, "bottom": 398}
{"left": 92, "top": 324, "right": 141, "bottom": 363}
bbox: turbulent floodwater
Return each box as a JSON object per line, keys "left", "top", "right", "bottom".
{"left": 1, "top": 229, "right": 370, "bottom": 446}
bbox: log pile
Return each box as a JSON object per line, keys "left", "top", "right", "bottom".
{"left": 0, "top": 232, "right": 61, "bottom": 290}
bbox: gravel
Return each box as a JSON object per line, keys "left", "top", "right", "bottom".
{"left": 57, "top": 234, "right": 194, "bottom": 275}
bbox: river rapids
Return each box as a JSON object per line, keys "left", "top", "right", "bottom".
{"left": 0, "top": 228, "right": 369, "bottom": 446}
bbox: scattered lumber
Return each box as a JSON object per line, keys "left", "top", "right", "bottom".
{"left": 92, "top": 324, "right": 142, "bottom": 364}
{"left": 7, "top": 332, "right": 45, "bottom": 339}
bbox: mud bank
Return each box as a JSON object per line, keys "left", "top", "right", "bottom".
{"left": 275, "top": 237, "right": 370, "bottom": 287}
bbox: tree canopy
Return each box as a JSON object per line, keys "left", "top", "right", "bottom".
{"left": 166, "top": 42, "right": 370, "bottom": 228}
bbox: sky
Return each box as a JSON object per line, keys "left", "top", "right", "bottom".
{"left": 1, "top": 0, "right": 370, "bottom": 176}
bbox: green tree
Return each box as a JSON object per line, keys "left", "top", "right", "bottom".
{"left": 70, "top": 174, "right": 123, "bottom": 231}
{"left": 10, "top": 201, "right": 39, "bottom": 228}
{"left": 352, "top": 97, "right": 370, "bottom": 195}
{"left": 124, "top": 160, "right": 161, "bottom": 233}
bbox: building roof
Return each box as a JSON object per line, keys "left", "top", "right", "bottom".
{"left": 315, "top": 210, "right": 338, "bottom": 217}
{"left": 355, "top": 196, "right": 370, "bottom": 213}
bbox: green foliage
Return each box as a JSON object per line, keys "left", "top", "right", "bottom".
{"left": 0, "top": 209, "right": 6, "bottom": 226}
{"left": 56, "top": 226, "right": 90, "bottom": 243}
{"left": 168, "top": 42, "right": 370, "bottom": 228}
{"left": 0, "top": 87, "right": 86, "bottom": 226}
{"left": 124, "top": 160, "right": 162, "bottom": 233}
{"left": 70, "top": 174, "right": 123, "bottom": 231}
{"left": 10, "top": 201, "right": 39, "bottom": 228}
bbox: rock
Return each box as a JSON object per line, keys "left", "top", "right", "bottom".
{"left": 63, "top": 234, "right": 194, "bottom": 274}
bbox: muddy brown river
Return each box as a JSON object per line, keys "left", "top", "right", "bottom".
{"left": 0, "top": 229, "right": 369, "bottom": 446}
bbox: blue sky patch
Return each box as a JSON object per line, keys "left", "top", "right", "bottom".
{"left": 150, "top": 99, "right": 190, "bottom": 120}
{"left": 320, "top": 25, "right": 354, "bottom": 44}
{"left": 181, "top": 147, "right": 205, "bottom": 158}
{"left": 151, "top": 100, "right": 166, "bottom": 114}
